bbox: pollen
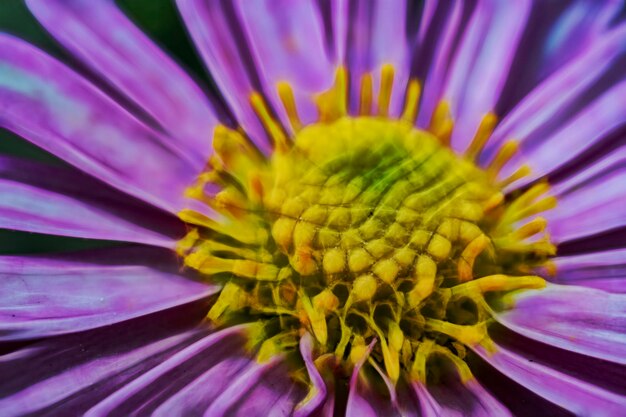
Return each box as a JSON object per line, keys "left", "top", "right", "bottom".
{"left": 177, "top": 65, "right": 556, "bottom": 391}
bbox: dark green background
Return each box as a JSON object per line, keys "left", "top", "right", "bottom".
{"left": 0, "top": 0, "right": 206, "bottom": 253}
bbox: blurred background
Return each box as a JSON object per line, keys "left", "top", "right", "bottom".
{"left": 0, "top": 0, "right": 207, "bottom": 253}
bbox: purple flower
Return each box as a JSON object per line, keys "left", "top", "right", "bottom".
{"left": 1, "top": 0, "right": 625, "bottom": 416}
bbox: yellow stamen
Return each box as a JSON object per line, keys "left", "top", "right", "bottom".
{"left": 401, "top": 79, "right": 421, "bottom": 123}
{"left": 277, "top": 81, "right": 302, "bottom": 131}
{"left": 465, "top": 113, "right": 498, "bottom": 161}
{"left": 250, "top": 92, "right": 290, "bottom": 152}
{"left": 359, "top": 72, "right": 373, "bottom": 116}
{"left": 378, "top": 64, "right": 395, "bottom": 117}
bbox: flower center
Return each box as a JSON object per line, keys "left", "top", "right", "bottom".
{"left": 177, "top": 66, "right": 556, "bottom": 387}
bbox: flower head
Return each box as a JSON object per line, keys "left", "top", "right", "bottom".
{"left": 0, "top": 1, "right": 625, "bottom": 416}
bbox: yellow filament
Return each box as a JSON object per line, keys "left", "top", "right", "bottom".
{"left": 465, "top": 113, "right": 498, "bottom": 160}
{"left": 401, "top": 79, "right": 421, "bottom": 123}
{"left": 487, "top": 140, "right": 519, "bottom": 178}
{"left": 458, "top": 234, "right": 490, "bottom": 282}
{"left": 277, "top": 81, "right": 302, "bottom": 131}
{"left": 499, "top": 164, "right": 531, "bottom": 188}
{"left": 250, "top": 92, "right": 290, "bottom": 152}
{"left": 378, "top": 64, "right": 395, "bottom": 116}
{"left": 359, "top": 73, "right": 373, "bottom": 115}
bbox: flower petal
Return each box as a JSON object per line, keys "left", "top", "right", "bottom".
{"left": 345, "top": 0, "right": 412, "bottom": 116}
{"left": 203, "top": 355, "right": 302, "bottom": 417}
{"left": 235, "top": 0, "right": 335, "bottom": 128}
{"left": 444, "top": 0, "right": 531, "bottom": 151}
{"left": 346, "top": 340, "right": 399, "bottom": 417}
{"left": 415, "top": 378, "right": 511, "bottom": 417}
{"left": 84, "top": 325, "right": 253, "bottom": 416}
{"left": 0, "top": 307, "right": 208, "bottom": 416}
{"left": 0, "top": 34, "right": 199, "bottom": 212}
{"left": 293, "top": 333, "right": 327, "bottom": 417}
{"left": 415, "top": 1, "right": 465, "bottom": 128}
{"left": 176, "top": 0, "right": 272, "bottom": 154}
{"left": 0, "top": 247, "right": 216, "bottom": 341}
{"left": 545, "top": 146, "right": 626, "bottom": 242}
{"left": 552, "top": 249, "right": 626, "bottom": 293}
{"left": 494, "top": 283, "right": 626, "bottom": 365}
{"left": 473, "top": 340, "right": 626, "bottom": 416}
{"left": 0, "top": 156, "right": 182, "bottom": 246}
{"left": 487, "top": 24, "right": 626, "bottom": 175}
{"left": 26, "top": 0, "right": 218, "bottom": 165}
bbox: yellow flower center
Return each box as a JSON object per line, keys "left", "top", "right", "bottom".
{"left": 177, "top": 66, "right": 556, "bottom": 387}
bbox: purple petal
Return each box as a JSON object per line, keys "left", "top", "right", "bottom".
{"left": 415, "top": 1, "right": 465, "bottom": 128}
{"left": 0, "top": 247, "right": 216, "bottom": 341}
{"left": 0, "top": 326, "right": 203, "bottom": 417}
{"left": 444, "top": 0, "right": 531, "bottom": 152}
{"left": 552, "top": 249, "right": 626, "bottom": 293}
{"left": 84, "top": 325, "right": 253, "bottom": 416}
{"left": 487, "top": 24, "right": 626, "bottom": 174}
{"left": 0, "top": 156, "right": 182, "bottom": 246}
{"left": 176, "top": 0, "right": 272, "bottom": 154}
{"left": 346, "top": 340, "right": 399, "bottom": 417}
{"left": 473, "top": 342, "right": 626, "bottom": 416}
{"left": 0, "top": 34, "right": 200, "bottom": 213}
{"left": 235, "top": 0, "right": 335, "bottom": 128}
{"left": 345, "top": 0, "right": 411, "bottom": 116}
{"left": 293, "top": 333, "right": 327, "bottom": 417}
{"left": 545, "top": 147, "right": 626, "bottom": 242}
{"left": 495, "top": 283, "right": 626, "bottom": 364}
{"left": 26, "top": 0, "right": 218, "bottom": 165}
{"left": 415, "top": 378, "right": 511, "bottom": 417}
{"left": 203, "top": 355, "right": 302, "bottom": 417}
{"left": 539, "top": 0, "right": 622, "bottom": 78}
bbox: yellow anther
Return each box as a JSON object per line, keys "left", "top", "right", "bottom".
{"left": 429, "top": 100, "right": 451, "bottom": 137}
{"left": 388, "top": 322, "right": 405, "bottom": 352}
{"left": 408, "top": 255, "right": 437, "bottom": 306}
{"left": 272, "top": 217, "right": 296, "bottom": 252}
{"left": 458, "top": 234, "right": 490, "bottom": 282}
{"left": 378, "top": 64, "right": 395, "bottom": 117}
{"left": 277, "top": 81, "right": 302, "bottom": 132}
{"left": 301, "top": 205, "right": 328, "bottom": 224}
{"left": 293, "top": 221, "right": 317, "bottom": 248}
{"left": 281, "top": 198, "right": 307, "bottom": 218}
{"left": 425, "top": 319, "right": 487, "bottom": 346}
{"left": 401, "top": 78, "right": 421, "bottom": 123}
{"left": 511, "top": 217, "right": 548, "bottom": 240}
{"left": 366, "top": 238, "right": 394, "bottom": 259}
{"left": 435, "top": 118, "right": 454, "bottom": 147}
{"left": 323, "top": 248, "right": 346, "bottom": 274}
{"left": 452, "top": 274, "right": 546, "bottom": 297}
{"left": 348, "top": 248, "right": 374, "bottom": 272}
{"left": 483, "top": 192, "right": 504, "bottom": 212}
{"left": 410, "top": 339, "right": 435, "bottom": 382}
{"left": 313, "top": 289, "right": 339, "bottom": 313}
{"left": 393, "top": 246, "right": 416, "bottom": 268}
{"left": 250, "top": 92, "right": 290, "bottom": 152}
{"left": 316, "top": 66, "right": 348, "bottom": 121}
{"left": 409, "top": 230, "right": 431, "bottom": 249}
{"left": 317, "top": 228, "right": 341, "bottom": 247}
{"left": 431, "top": 345, "right": 474, "bottom": 383}
{"left": 373, "top": 258, "right": 400, "bottom": 284}
{"left": 427, "top": 234, "right": 452, "bottom": 260}
{"left": 359, "top": 72, "right": 373, "bottom": 115}
{"left": 349, "top": 338, "right": 370, "bottom": 366}
{"left": 208, "top": 282, "right": 248, "bottom": 322}
{"left": 327, "top": 207, "right": 351, "bottom": 228}
{"left": 487, "top": 140, "right": 519, "bottom": 178}
{"left": 465, "top": 113, "right": 498, "bottom": 161}
{"left": 176, "top": 229, "right": 199, "bottom": 256}
{"left": 499, "top": 164, "right": 531, "bottom": 188}
{"left": 300, "top": 294, "right": 328, "bottom": 346}
{"left": 291, "top": 246, "right": 318, "bottom": 276}
{"left": 352, "top": 274, "right": 378, "bottom": 301}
